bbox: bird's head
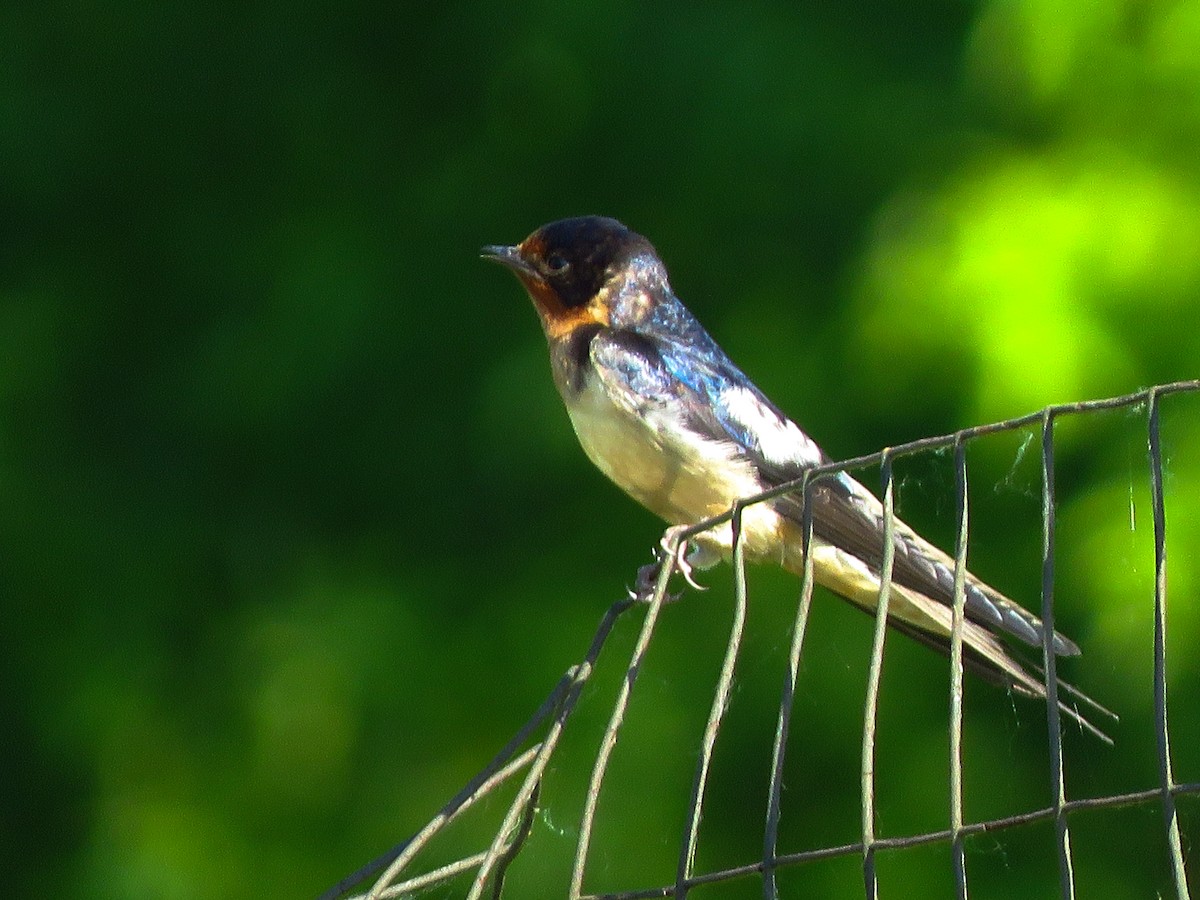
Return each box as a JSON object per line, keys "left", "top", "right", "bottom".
{"left": 483, "top": 216, "right": 667, "bottom": 338}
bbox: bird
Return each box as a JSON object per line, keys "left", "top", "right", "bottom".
{"left": 483, "top": 215, "right": 1111, "bottom": 740}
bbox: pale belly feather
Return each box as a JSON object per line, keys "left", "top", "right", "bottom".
{"left": 562, "top": 377, "right": 789, "bottom": 567}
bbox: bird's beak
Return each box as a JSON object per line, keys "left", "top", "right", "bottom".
{"left": 481, "top": 244, "right": 533, "bottom": 276}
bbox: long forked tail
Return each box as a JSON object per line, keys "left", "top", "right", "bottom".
{"left": 882, "top": 614, "right": 1117, "bottom": 745}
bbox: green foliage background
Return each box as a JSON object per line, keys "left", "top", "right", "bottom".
{"left": 4, "top": 1, "right": 1198, "bottom": 897}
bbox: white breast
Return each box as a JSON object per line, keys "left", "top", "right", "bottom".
{"left": 562, "top": 376, "right": 789, "bottom": 566}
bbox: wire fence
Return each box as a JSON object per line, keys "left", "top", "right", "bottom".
{"left": 320, "top": 380, "right": 1199, "bottom": 900}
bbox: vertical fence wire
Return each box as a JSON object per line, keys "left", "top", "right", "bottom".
{"left": 1147, "top": 389, "right": 1192, "bottom": 900}
{"left": 860, "top": 453, "right": 897, "bottom": 899}
{"left": 948, "top": 439, "right": 970, "bottom": 899}
{"left": 674, "top": 507, "right": 751, "bottom": 899}
{"left": 763, "top": 475, "right": 818, "bottom": 899}
{"left": 569, "top": 529, "right": 682, "bottom": 899}
{"left": 1040, "top": 411, "right": 1076, "bottom": 899}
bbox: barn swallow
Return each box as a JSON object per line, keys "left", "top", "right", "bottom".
{"left": 483, "top": 216, "right": 1108, "bottom": 738}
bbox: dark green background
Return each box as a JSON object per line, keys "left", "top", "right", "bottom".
{"left": 4, "top": 2, "right": 1199, "bottom": 897}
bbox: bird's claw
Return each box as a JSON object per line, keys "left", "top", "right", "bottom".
{"left": 627, "top": 530, "right": 707, "bottom": 602}
{"left": 664, "top": 534, "right": 708, "bottom": 592}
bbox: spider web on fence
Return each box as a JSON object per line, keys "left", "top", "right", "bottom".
{"left": 320, "top": 381, "right": 1199, "bottom": 900}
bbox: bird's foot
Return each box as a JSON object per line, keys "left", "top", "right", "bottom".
{"left": 666, "top": 532, "right": 708, "bottom": 592}
{"left": 627, "top": 527, "right": 711, "bottom": 603}
{"left": 629, "top": 558, "right": 678, "bottom": 603}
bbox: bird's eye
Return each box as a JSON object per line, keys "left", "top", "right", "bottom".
{"left": 545, "top": 252, "right": 569, "bottom": 274}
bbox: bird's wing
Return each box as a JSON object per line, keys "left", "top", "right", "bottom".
{"left": 590, "top": 327, "right": 1076, "bottom": 656}
{"left": 589, "top": 328, "right": 824, "bottom": 464}
{"left": 588, "top": 327, "right": 1111, "bottom": 741}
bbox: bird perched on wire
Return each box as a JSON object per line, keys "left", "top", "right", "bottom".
{"left": 483, "top": 215, "right": 1110, "bottom": 740}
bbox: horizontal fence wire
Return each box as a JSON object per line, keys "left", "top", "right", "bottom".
{"left": 322, "top": 380, "right": 1199, "bottom": 900}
